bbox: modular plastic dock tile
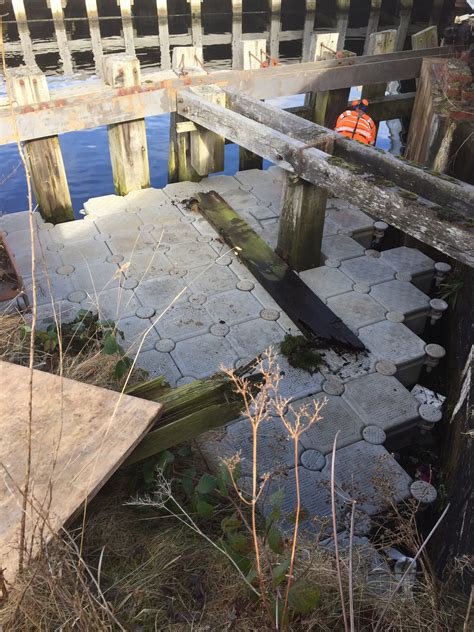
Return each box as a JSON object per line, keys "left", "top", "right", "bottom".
{"left": 167, "top": 241, "right": 217, "bottom": 268}
{"left": 117, "top": 315, "right": 160, "bottom": 353}
{"left": 326, "top": 206, "right": 373, "bottom": 235}
{"left": 172, "top": 333, "right": 238, "bottom": 378}
{"left": 324, "top": 441, "right": 412, "bottom": 515}
{"left": 340, "top": 255, "right": 396, "bottom": 286}
{"left": 370, "top": 280, "right": 430, "bottom": 317}
{"left": 154, "top": 301, "right": 214, "bottom": 341}
{"left": 136, "top": 348, "right": 182, "bottom": 385}
{"left": 234, "top": 168, "right": 275, "bottom": 190}
{"left": 205, "top": 288, "right": 263, "bottom": 325}
{"left": 122, "top": 248, "right": 174, "bottom": 281}
{"left": 62, "top": 260, "right": 121, "bottom": 295}
{"left": 56, "top": 237, "right": 111, "bottom": 265}
{"left": 290, "top": 393, "right": 366, "bottom": 454}
{"left": 342, "top": 373, "right": 420, "bottom": 433}
{"left": 358, "top": 320, "right": 426, "bottom": 368}
{"left": 82, "top": 286, "right": 143, "bottom": 320}
{"left": 83, "top": 194, "right": 128, "bottom": 216}
{"left": 186, "top": 263, "right": 240, "bottom": 295}
{"left": 152, "top": 222, "right": 201, "bottom": 246}
{"left": 134, "top": 275, "right": 187, "bottom": 311}
{"left": 227, "top": 318, "right": 286, "bottom": 358}
{"left": 300, "top": 265, "right": 354, "bottom": 300}
{"left": 327, "top": 291, "right": 387, "bottom": 331}
{"left": 322, "top": 235, "right": 366, "bottom": 261}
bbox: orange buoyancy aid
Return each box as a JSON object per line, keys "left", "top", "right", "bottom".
{"left": 334, "top": 109, "right": 377, "bottom": 145}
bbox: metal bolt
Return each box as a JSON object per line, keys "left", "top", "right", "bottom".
{"left": 177, "top": 97, "right": 184, "bottom": 104}
{"left": 182, "top": 106, "right": 189, "bottom": 113}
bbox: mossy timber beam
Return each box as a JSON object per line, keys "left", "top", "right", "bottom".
{"left": 176, "top": 87, "right": 473, "bottom": 266}
{"left": 0, "top": 46, "right": 460, "bottom": 146}
{"left": 225, "top": 90, "right": 474, "bottom": 219}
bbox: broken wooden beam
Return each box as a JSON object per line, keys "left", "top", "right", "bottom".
{"left": 195, "top": 191, "right": 365, "bottom": 349}
{"left": 224, "top": 89, "right": 474, "bottom": 219}
{"left": 176, "top": 88, "right": 473, "bottom": 265}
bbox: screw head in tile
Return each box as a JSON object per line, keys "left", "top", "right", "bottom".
{"left": 47, "top": 243, "right": 64, "bottom": 252}
{"left": 353, "top": 283, "right": 370, "bottom": 294}
{"left": 410, "top": 480, "right": 437, "bottom": 504}
{"left": 324, "top": 258, "right": 341, "bottom": 268}
{"left": 136, "top": 306, "right": 156, "bottom": 319}
{"left": 107, "top": 254, "right": 124, "bottom": 264}
{"left": 419, "top": 404, "right": 443, "bottom": 423}
{"left": 217, "top": 255, "right": 232, "bottom": 266}
{"left": 210, "top": 323, "right": 230, "bottom": 337}
{"left": 94, "top": 233, "right": 111, "bottom": 242}
{"left": 301, "top": 449, "right": 326, "bottom": 471}
{"left": 155, "top": 338, "right": 175, "bottom": 353}
{"left": 365, "top": 249, "right": 381, "bottom": 258}
{"left": 386, "top": 311, "right": 405, "bottom": 323}
{"left": 362, "top": 425, "right": 386, "bottom": 445}
{"left": 375, "top": 360, "right": 397, "bottom": 376}
{"left": 121, "top": 276, "right": 139, "bottom": 290}
{"left": 56, "top": 265, "right": 75, "bottom": 275}
{"left": 237, "top": 279, "right": 255, "bottom": 291}
{"left": 189, "top": 293, "right": 207, "bottom": 305}
{"left": 169, "top": 266, "right": 187, "bottom": 278}
{"left": 396, "top": 271, "right": 412, "bottom": 282}
{"left": 260, "top": 308, "right": 280, "bottom": 321}
{"left": 323, "top": 377, "right": 344, "bottom": 395}
{"left": 68, "top": 290, "right": 87, "bottom": 303}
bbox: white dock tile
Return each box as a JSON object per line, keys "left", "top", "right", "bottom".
{"left": 300, "top": 266, "right": 353, "bottom": 300}
{"left": 205, "top": 289, "right": 262, "bottom": 325}
{"left": 172, "top": 333, "right": 238, "bottom": 378}
{"left": 327, "top": 292, "right": 386, "bottom": 331}
{"left": 321, "top": 235, "right": 365, "bottom": 261}
{"left": 340, "top": 254, "right": 396, "bottom": 286}
{"left": 137, "top": 348, "right": 182, "bottom": 385}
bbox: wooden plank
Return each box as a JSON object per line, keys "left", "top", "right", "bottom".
{"left": 277, "top": 173, "right": 327, "bottom": 271}
{"left": 156, "top": 0, "right": 171, "bottom": 70}
{"left": 119, "top": 0, "right": 135, "bottom": 55}
{"left": 363, "top": 1, "right": 382, "bottom": 55}
{"left": 0, "top": 47, "right": 461, "bottom": 145}
{"left": 336, "top": 0, "right": 350, "bottom": 50}
{"left": 176, "top": 89, "right": 474, "bottom": 265}
{"left": 85, "top": 0, "right": 104, "bottom": 77}
{"left": 104, "top": 54, "right": 150, "bottom": 195}
{"left": 49, "top": 0, "right": 73, "bottom": 75}
{"left": 0, "top": 360, "right": 162, "bottom": 584}
{"left": 302, "top": 0, "right": 316, "bottom": 62}
{"left": 225, "top": 89, "right": 474, "bottom": 218}
{"left": 396, "top": 0, "right": 413, "bottom": 51}
{"left": 11, "top": 0, "right": 36, "bottom": 66}
{"left": 362, "top": 30, "right": 397, "bottom": 102}
{"left": 412, "top": 26, "right": 438, "bottom": 50}
{"left": 195, "top": 191, "right": 364, "bottom": 349}
{"left": 188, "top": 0, "right": 203, "bottom": 50}
{"left": 9, "top": 65, "right": 74, "bottom": 224}
{"left": 268, "top": 0, "right": 281, "bottom": 61}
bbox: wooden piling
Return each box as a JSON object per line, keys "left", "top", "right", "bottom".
{"left": 362, "top": 30, "right": 397, "bottom": 102}
{"left": 156, "top": 0, "right": 171, "bottom": 70}
{"left": 268, "top": 0, "right": 281, "bottom": 61}
{"left": 276, "top": 173, "right": 327, "bottom": 271}
{"left": 189, "top": 86, "right": 226, "bottom": 176}
{"left": 231, "top": 0, "right": 243, "bottom": 70}
{"left": 49, "top": 0, "right": 73, "bottom": 75}
{"left": 412, "top": 26, "right": 438, "bottom": 51}
{"left": 188, "top": 0, "right": 203, "bottom": 49}
{"left": 11, "top": 0, "right": 35, "bottom": 66}
{"left": 301, "top": 0, "right": 316, "bottom": 62}
{"left": 104, "top": 55, "right": 150, "bottom": 195}
{"left": 396, "top": 0, "right": 413, "bottom": 51}
{"left": 9, "top": 66, "right": 74, "bottom": 224}
{"left": 336, "top": 0, "right": 350, "bottom": 50}
{"left": 85, "top": 0, "right": 104, "bottom": 77}
{"left": 363, "top": 1, "right": 381, "bottom": 55}
{"left": 119, "top": 0, "right": 135, "bottom": 56}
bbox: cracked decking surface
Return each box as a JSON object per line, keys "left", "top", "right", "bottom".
{"left": 1, "top": 167, "right": 443, "bottom": 535}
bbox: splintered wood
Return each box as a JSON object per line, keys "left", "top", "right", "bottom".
{"left": 0, "top": 360, "right": 162, "bottom": 584}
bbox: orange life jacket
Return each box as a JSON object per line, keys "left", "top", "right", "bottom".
{"left": 334, "top": 109, "right": 377, "bottom": 145}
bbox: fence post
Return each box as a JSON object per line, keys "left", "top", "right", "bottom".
{"left": 268, "top": 0, "right": 281, "bottom": 61}
{"left": 363, "top": 1, "right": 382, "bottom": 55}
{"left": 9, "top": 65, "right": 74, "bottom": 224}
{"left": 336, "top": 0, "right": 350, "bottom": 50}
{"left": 104, "top": 54, "right": 150, "bottom": 195}
{"left": 301, "top": 0, "right": 316, "bottom": 62}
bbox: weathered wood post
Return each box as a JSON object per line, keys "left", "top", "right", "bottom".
{"left": 188, "top": 85, "right": 226, "bottom": 177}
{"left": 188, "top": 0, "right": 203, "bottom": 49}
{"left": 412, "top": 25, "right": 438, "bottom": 51}
{"left": 11, "top": 0, "right": 36, "bottom": 66}
{"left": 396, "top": 0, "right": 413, "bottom": 51}
{"left": 336, "top": 0, "right": 350, "bottom": 50}
{"left": 363, "top": 1, "right": 381, "bottom": 55}
{"left": 362, "top": 30, "right": 397, "bottom": 102}
{"left": 156, "top": 0, "right": 171, "bottom": 70}
{"left": 48, "top": 0, "right": 73, "bottom": 75}
{"left": 238, "top": 39, "right": 267, "bottom": 172}
{"left": 276, "top": 173, "right": 327, "bottom": 271}
{"left": 268, "top": 0, "right": 281, "bottom": 61}
{"left": 168, "top": 48, "right": 204, "bottom": 183}
{"left": 118, "top": 0, "right": 135, "bottom": 55}
{"left": 104, "top": 54, "right": 150, "bottom": 195}
{"left": 9, "top": 65, "right": 74, "bottom": 224}
{"left": 301, "top": 0, "right": 316, "bottom": 62}
{"left": 231, "top": 0, "right": 243, "bottom": 70}
{"left": 85, "top": 0, "right": 104, "bottom": 77}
